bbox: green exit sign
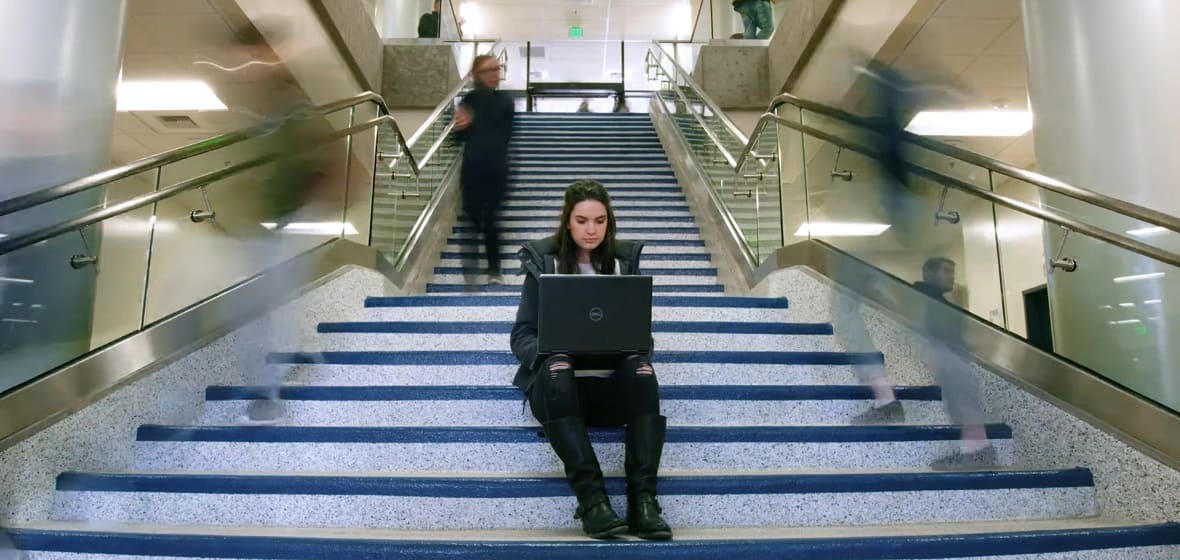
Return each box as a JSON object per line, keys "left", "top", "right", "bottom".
{"left": 569, "top": 26, "right": 583, "bottom": 38}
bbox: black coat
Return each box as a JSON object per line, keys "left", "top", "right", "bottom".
{"left": 509, "top": 236, "right": 646, "bottom": 390}
{"left": 453, "top": 87, "right": 515, "bottom": 201}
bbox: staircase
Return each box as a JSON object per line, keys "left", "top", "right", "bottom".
{"left": 8, "top": 112, "right": 1180, "bottom": 558}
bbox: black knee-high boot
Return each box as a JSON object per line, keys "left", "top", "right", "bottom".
{"left": 625, "top": 414, "right": 673, "bottom": 540}
{"left": 543, "top": 416, "right": 627, "bottom": 538}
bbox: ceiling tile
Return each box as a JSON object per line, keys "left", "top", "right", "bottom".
{"left": 892, "top": 51, "right": 976, "bottom": 77}
{"left": 969, "top": 86, "right": 1030, "bottom": 110}
{"left": 129, "top": 0, "right": 216, "bottom": 16}
{"left": 120, "top": 54, "right": 190, "bottom": 80}
{"left": 985, "top": 20, "right": 1025, "bottom": 55}
{"left": 933, "top": 0, "right": 1021, "bottom": 19}
{"left": 134, "top": 14, "right": 241, "bottom": 54}
{"left": 995, "top": 133, "right": 1037, "bottom": 168}
{"left": 958, "top": 55, "right": 1028, "bottom": 89}
{"left": 110, "top": 134, "right": 153, "bottom": 164}
{"left": 906, "top": 17, "right": 1014, "bottom": 56}
{"left": 122, "top": 17, "right": 164, "bottom": 55}
{"left": 113, "top": 113, "right": 155, "bottom": 134}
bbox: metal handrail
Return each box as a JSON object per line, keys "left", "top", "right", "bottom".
{"left": 752, "top": 95, "right": 1180, "bottom": 234}
{"left": 764, "top": 113, "right": 1180, "bottom": 269}
{"left": 0, "top": 92, "right": 418, "bottom": 218}
{"left": 647, "top": 51, "right": 740, "bottom": 168}
{"left": 649, "top": 43, "right": 751, "bottom": 146}
{"left": 0, "top": 112, "right": 394, "bottom": 258}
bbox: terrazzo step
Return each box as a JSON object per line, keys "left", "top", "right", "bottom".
{"left": 440, "top": 243, "right": 707, "bottom": 255}
{"left": 306, "top": 321, "right": 833, "bottom": 353}
{"left": 506, "top": 182, "right": 680, "bottom": 189}
{"left": 439, "top": 251, "right": 711, "bottom": 261}
{"left": 508, "top": 154, "right": 669, "bottom": 162}
{"left": 445, "top": 238, "right": 706, "bottom": 248}
{"left": 284, "top": 362, "right": 899, "bottom": 388}
{"left": 131, "top": 424, "right": 1015, "bottom": 472}
{"left": 429, "top": 273, "right": 718, "bottom": 286}
{"left": 426, "top": 283, "right": 723, "bottom": 294}
{"left": 361, "top": 295, "right": 786, "bottom": 322}
{"left": 14, "top": 519, "right": 1180, "bottom": 559}
{"left": 510, "top": 147, "right": 666, "bottom": 154}
{"left": 451, "top": 225, "right": 699, "bottom": 235}
{"left": 433, "top": 257, "right": 711, "bottom": 269}
{"left": 264, "top": 350, "right": 880, "bottom": 368}
{"left": 201, "top": 384, "right": 946, "bottom": 426}
{"left": 432, "top": 265, "right": 715, "bottom": 276}
{"left": 52, "top": 469, "right": 1095, "bottom": 530}
{"left": 503, "top": 195, "right": 687, "bottom": 203}
{"left": 493, "top": 209, "right": 692, "bottom": 219}
{"left": 447, "top": 231, "right": 701, "bottom": 241}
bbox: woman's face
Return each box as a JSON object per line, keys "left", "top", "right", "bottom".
{"left": 475, "top": 59, "right": 502, "bottom": 89}
{"left": 568, "top": 199, "right": 608, "bottom": 253}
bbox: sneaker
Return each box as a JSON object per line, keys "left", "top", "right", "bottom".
{"left": 850, "top": 400, "right": 905, "bottom": 424}
{"left": 930, "top": 444, "right": 998, "bottom": 471}
{"left": 487, "top": 273, "right": 504, "bottom": 286}
{"left": 239, "top": 398, "right": 284, "bottom": 425}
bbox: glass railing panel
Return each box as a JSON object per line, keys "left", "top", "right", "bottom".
{"left": 143, "top": 115, "right": 352, "bottom": 323}
{"left": 986, "top": 174, "right": 1180, "bottom": 412}
{"left": 798, "top": 130, "right": 1005, "bottom": 327}
{"left": 370, "top": 95, "right": 461, "bottom": 263}
{"left": 0, "top": 170, "right": 157, "bottom": 394}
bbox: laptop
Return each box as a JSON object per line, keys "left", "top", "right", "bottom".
{"left": 537, "top": 275, "right": 653, "bottom": 368}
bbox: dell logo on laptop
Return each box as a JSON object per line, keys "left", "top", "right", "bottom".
{"left": 588, "top": 307, "right": 604, "bottom": 322}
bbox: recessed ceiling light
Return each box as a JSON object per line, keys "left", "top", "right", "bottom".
{"left": 1109, "top": 319, "right": 1142, "bottom": 325}
{"left": 117, "top": 80, "right": 227, "bottom": 112}
{"left": 0, "top": 277, "right": 34, "bottom": 285}
{"left": 1119, "top": 302, "right": 1135, "bottom": 308}
{"left": 1113, "top": 272, "right": 1166, "bottom": 284}
{"left": 1144, "top": 299, "right": 1162, "bottom": 305}
{"left": 795, "top": 222, "right": 891, "bottom": 237}
{"left": 905, "top": 110, "right": 1032, "bottom": 137}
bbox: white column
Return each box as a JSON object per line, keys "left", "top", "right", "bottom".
{"left": 1023, "top": 0, "right": 1180, "bottom": 407}
{"left": 0, "top": 0, "right": 128, "bottom": 388}
{"left": 0, "top": 0, "right": 127, "bottom": 199}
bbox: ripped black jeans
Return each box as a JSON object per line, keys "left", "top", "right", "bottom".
{"left": 527, "top": 354, "right": 660, "bottom": 426}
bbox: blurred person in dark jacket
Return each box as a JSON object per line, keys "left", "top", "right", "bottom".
{"left": 418, "top": 0, "right": 441, "bottom": 38}
{"left": 914, "top": 257, "right": 995, "bottom": 470}
{"left": 453, "top": 54, "right": 514, "bottom": 286}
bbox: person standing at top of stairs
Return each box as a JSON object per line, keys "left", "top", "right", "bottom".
{"left": 732, "top": 0, "right": 775, "bottom": 39}
{"left": 453, "top": 54, "right": 514, "bottom": 286}
{"left": 510, "top": 180, "right": 673, "bottom": 541}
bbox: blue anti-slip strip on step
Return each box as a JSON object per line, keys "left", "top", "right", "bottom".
{"left": 508, "top": 194, "right": 686, "bottom": 201}
{"left": 452, "top": 226, "right": 700, "bottom": 234}
{"left": 13, "top": 523, "right": 1180, "bottom": 559}
{"left": 204, "top": 385, "right": 940, "bottom": 402}
{"left": 135, "top": 424, "right": 1013, "bottom": 443}
{"left": 438, "top": 254, "right": 707, "bottom": 262}
{"left": 364, "top": 295, "right": 785, "bottom": 308}
{"left": 446, "top": 239, "right": 705, "bottom": 247}
{"left": 512, "top": 169, "right": 672, "bottom": 176}
{"left": 264, "top": 350, "right": 877, "bottom": 366}
{"left": 56, "top": 468, "right": 1092, "bottom": 496}
{"left": 431, "top": 267, "right": 715, "bottom": 276}
{"left": 426, "top": 284, "right": 724, "bottom": 293}
{"left": 316, "top": 321, "right": 826, "bottom": 335}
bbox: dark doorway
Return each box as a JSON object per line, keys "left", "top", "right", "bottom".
{"left": 1023, "top": 284, "right": 1053, "bottom": 353}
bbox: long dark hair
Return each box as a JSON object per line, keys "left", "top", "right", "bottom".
{"left": 556, "top": 180, "right": 617, "bottom": 275}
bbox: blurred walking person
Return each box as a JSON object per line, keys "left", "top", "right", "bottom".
{"left": 915, "top": 257, "right": 995, "bottom": 469}
{"left": 216, "top": 22, "right": 336, "bottom": 423}
{"left": 454, "top": 54, "right": 514, "bottom": 286}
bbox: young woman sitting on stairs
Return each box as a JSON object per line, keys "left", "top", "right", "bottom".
{"left": 509, "top": 179, "right": 673, "bottom": 540}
